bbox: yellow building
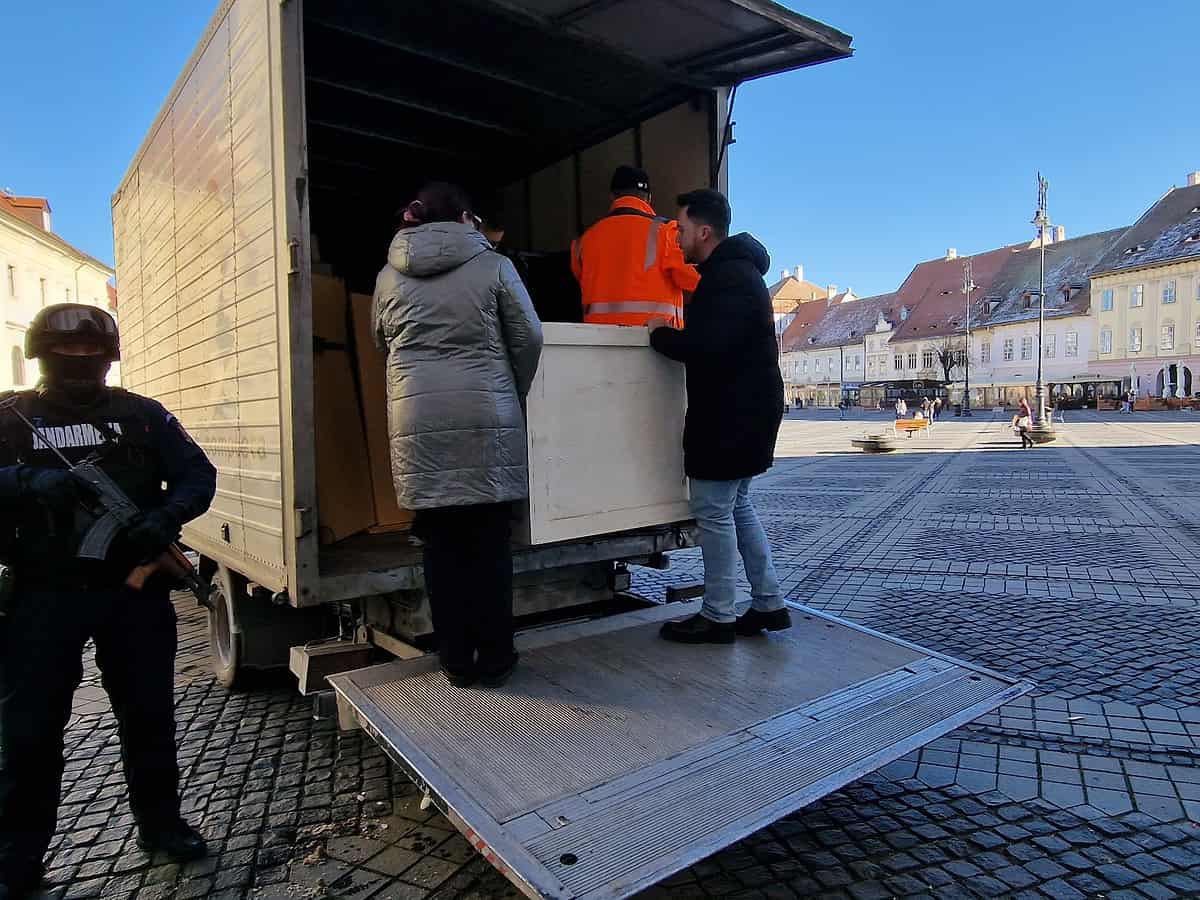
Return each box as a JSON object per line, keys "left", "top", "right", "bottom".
{"left": 1090, "top": 173, "right": 1200, "bottom": 398}
{"left": 0, "top": 192, "right": 116, "bottom": 390}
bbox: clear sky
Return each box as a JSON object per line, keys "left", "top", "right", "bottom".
{"left": 1, "top": 1, "right": 1195, "bottom": 298}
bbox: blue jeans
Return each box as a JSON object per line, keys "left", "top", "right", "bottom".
{"left": 690, "top": 477, "right": 782, "bottom": 623}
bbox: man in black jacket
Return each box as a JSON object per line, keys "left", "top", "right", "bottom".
{"left": 648, "top": 189, "right": 788, "bottom": 644}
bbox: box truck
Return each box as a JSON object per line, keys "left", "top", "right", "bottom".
{"left": 112, "top": 2, "right": 1031, "bottom": 897}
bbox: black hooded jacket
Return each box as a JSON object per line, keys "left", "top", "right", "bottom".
{"left": 650, "top": 233, "right": 784, "bottom": 481}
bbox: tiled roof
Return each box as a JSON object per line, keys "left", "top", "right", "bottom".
{"left": 888, "top": 243, "right": 1026, "bottom": 343}
{"left": 1093, "top": 183, "right": 1200, "bottom": 276}
{"left": 797, "top": 293, "right": 900, "bottom": 350}
{"left": 974, "top": 228, "right": 1128, "bottom": 326}
{"left": 779, "top": 296, "right": 833, "bottom": 352}
{"left": 767, "top": 274, "right": 828, "bottom": 311}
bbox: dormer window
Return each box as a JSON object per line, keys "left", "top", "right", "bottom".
{"left": 900, "top": 306, "right": 910, "bottom": 321}
{"left": 1022, "top": 291, "right": 1037, "bottom": 310}
{"left": 984, "top": 296, "right": 1001, "bottom": 314}
{"left": 1124, "top": 243, "right": 1147, "bottom": 255}
{"left": 1185, "top": 232, "right": 1200, "bottom": 243}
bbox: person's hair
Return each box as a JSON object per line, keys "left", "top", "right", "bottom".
{"left": 403, "top": 181, "right": 474, "bottom": 225}
{"left": 677, "top": 189, "right": 731, "bottom": 237}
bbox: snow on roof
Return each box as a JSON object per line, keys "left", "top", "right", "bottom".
{"left": 1094, "top": 183, "right": 1200, "bottom": 275}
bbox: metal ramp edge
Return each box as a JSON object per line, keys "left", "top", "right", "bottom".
{"left": 330, "top": 603, "right": 1032, "bottom": 900}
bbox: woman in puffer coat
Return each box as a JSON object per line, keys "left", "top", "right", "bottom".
{"left": 372, "top": 182, "right": 543, "bottom": 688}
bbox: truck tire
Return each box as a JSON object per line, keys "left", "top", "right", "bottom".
{"left": 208, "top": 564, "right": 246, "bottom": 689}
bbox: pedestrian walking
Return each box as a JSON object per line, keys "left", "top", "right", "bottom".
{"left": 895, "top": 398, "right": 908, "bottom": 419}
{"left": 838, "top": 398, "right": 847, "bottom": 420}
{"left": 647, "top": 188, "right": 788, "bottom": 644}
{"left": 374, "top": 182, "right": 543, "bottom": 688}
{"left": 0, "top": 304, "right": 217, "bottom": 897}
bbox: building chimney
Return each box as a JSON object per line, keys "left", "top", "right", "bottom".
{"left": 794, "top": 264, "right": 803, "bottom": 283}
{"left": 1188, "top": 172, "right": 1200, "bottom": 187}
{"left": 946, "top": 248, "right": 957, "bottom": 260}
{"left": 827, "top": 284, "right": 838, "bottom": 300}
{"left": 1054, "top": 225, "right": 1066, "bottom": 243}
{"left": 780, "top": 269, "right": 790, "bottom": 281}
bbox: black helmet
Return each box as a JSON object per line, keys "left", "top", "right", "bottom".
{"left": 26, "top": 303, "right": 120, "bottom": 362}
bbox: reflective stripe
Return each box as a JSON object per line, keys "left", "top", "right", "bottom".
{"left": 584, "top": 301, "right": 680, "bottom": 317}
{"left": 644, "top": 220, "right": 662, "bottom": 270}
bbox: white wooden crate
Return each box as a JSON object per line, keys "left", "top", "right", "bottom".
{"left": 517, "top": 323, "right": 690, "bottom": 545}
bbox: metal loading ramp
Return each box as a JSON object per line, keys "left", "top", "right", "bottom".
{"left": 330, "top": 603, "right": 1031, "bottom": 900}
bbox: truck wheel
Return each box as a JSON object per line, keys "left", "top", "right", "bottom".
{"left": 208, "top": 565, "right": 246, "bottom": 689}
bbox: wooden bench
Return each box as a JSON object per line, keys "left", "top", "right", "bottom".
{"left": 893, "top": 418, "right": 931, "bottom": 438}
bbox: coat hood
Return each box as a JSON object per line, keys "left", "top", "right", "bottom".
{"left": 703, "top": 232, "right": 771, "bottom": 276}
{"left": 387, "top": 222, "right": 492, "bottom": 277}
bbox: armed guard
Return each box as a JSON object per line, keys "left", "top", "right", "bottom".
{"left": 0, "top": 304, "right": 217, "bottom": 898}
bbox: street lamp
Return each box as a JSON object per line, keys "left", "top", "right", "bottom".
{"left": 1030, "top": 173, "right": 1055, "bottom": 439}
{"left": 962, "top": 259, "right": 975, "bottom": 417}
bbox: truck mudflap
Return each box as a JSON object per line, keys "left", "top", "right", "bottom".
{"left": 329, "top": 602, "right": 1031, "bottom": 900}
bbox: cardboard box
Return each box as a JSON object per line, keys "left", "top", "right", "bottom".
{"left": 350, "top": 294, "right": 415, "bottom": 532}
{"left": 313, "top": 274, "right": 375, "bottom": 544}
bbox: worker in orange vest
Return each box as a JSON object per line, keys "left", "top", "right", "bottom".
{"left": 571, "top": 166, "right": 699, "bottom": 327}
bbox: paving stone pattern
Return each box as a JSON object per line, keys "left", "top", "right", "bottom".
{"left": 33, "top": 411, "right": 1200, "bottom": 899}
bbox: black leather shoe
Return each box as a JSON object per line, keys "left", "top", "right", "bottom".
{"left": 442, "top": 668, "right": 477, "bottom": 688}
{"left": 136, "top": 820, "right": 208, "bottom": 862}
{"left": 735, "top": 608, "right": 793, "bottom": 636}
{"left": 659, "top": 613, "right": 735, "bottom": 644}
{"left": 479, "top": 652, "right": 519, "bottom": 688}
{"left": 0, "top": 859, "right": 44, "bottom": 899}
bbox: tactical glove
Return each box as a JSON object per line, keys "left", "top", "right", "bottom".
{"left": 20, "top": 467, "right": 90, "bottom": 511}
{"left": 125, "top": 509, "right": 182, "bottom": 563}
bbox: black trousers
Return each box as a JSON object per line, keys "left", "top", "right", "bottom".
{"left": 0, "top": 583, "right": 180, "bottom": 881}
{"left": 416, "top": 503, "right": 515, "bottom": 677}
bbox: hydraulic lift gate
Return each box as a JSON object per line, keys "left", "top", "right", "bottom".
{"left": 331, "top": 603, "right": 1031, "bottom": 899}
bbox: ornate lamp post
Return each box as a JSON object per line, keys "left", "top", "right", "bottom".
{"left": 1030, "top": 173, "right": 1056, "bottom": 441}
{"left": 962, "top": 259, "right": 975, "bottom": 417}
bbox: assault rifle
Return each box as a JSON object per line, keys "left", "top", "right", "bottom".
{"left": 0, "top": 399, "right": 212, "bottom": 608}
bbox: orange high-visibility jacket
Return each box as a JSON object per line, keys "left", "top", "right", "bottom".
{"left": 570, "top": 197, "right": 700, "bottom": 327}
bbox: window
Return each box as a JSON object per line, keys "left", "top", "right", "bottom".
{"left": 1100, "top": 328, "right": 1113, "bottom": 354}
{"left": 1160, "top": 323, "right": 1175, "bottom": 351}
{"left": 1045, "top": 334, "right": 1056, "bottom": 358}
{"left": 922, "top": 350, "right": 934, "bottom": 369}
{"left": 6, "top": 266, "right": 14, "bottom": 298}
{"left": 39, "top": 278, "right": 46, "bottom": 306}
{"left": 1021, "top": 336, "right": 1033, "bottom": 360}
{"left": 1022, "top": 292, "right": 1036, "bottom": 310}
{"left": 1163, "top": 280, "right": 1177, "bottom": 304}
{"left": 828, "top": 356, "right": 835, "bottom": 374}
{"left": 981, "top": 341, "right": 992, "bottom": 363}
{"left": 895, "top": 354, "right": 904, "bottom": 370}
{"left": 1065, "top": 332, "right": 1078, "bottom": 357}
{"left": 802, "top": 359, "right": 808, "bottom": 374}
{"left": 10, "top": 348, "right": 23, "bottom": 386}
{"left": 1101, "top": 288, "right": 1114, "bottom": 311}
{"left": 900, "top": 306, "right": 910, "bottom": 321}
{"left": 1129, "top": 327, "right": 1142, "bottom": 352}
{"left": 1003, "top": 339, "right": 1014, "bottom": 361}
{"left": 907, "top": 352, "right": 917, "bottom": 370}
{"left": 1130, "top": 284, "right": 1144, "bottom": 307}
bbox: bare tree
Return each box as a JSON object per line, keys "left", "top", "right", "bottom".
{"left": 935, "top": 336, "right": 967, "bottom": 383}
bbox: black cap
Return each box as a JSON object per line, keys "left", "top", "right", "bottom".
{"left": 610, "top": 165, "right": 651, "bottom": 195}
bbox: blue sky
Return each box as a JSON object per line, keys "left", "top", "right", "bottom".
{"left": 1, "top": 1, "right": 1195, "bottom": 298}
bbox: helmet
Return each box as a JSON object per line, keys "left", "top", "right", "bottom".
{"left": 26, "top": 303, "right": 120, "bottom": 362}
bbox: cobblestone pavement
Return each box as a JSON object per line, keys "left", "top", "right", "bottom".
{"left": 34, "top": 410, "right": 1200, "bottom": 900}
